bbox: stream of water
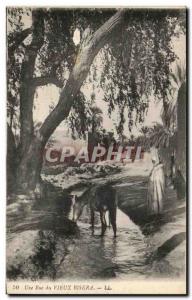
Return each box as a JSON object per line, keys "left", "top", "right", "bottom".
{"left": 7, "top": 177, "right": 185, "bottom": 281}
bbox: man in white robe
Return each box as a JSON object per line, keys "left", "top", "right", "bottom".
{"left": 147, "top": 157, "right": 165, "bottom": 215}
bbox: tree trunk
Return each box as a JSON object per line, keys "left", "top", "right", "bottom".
{"left": 174, "top": 81, "right": 186, "bottom": 199}
{"left": 16, "top": 9, "right": 126, "bottom": 193}
{"left": 16, "top": 136, "right": 45, "bottom": 193}
{"left": 7, "top": 124, "right": 17, "bottom": 194}
{"left": 176, "top": 82, "right": 186, "bottom": 179}
{"left": 19, "top": 10, "right": 44, "bottom": 157}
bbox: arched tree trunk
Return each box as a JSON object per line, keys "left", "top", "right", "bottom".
{"left": 16, "top": 10, "right": 126, "bottom": 193}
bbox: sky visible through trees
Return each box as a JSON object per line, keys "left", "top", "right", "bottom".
{"left": 33, "top": 32, "right": 186, "bottom": 139}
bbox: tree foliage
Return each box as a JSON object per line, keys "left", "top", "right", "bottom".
{"left": 7, "top": 8, "right": 186, "bottom": 140}
{"left": 99, "top": 9, "right": 185, "bottom": 134}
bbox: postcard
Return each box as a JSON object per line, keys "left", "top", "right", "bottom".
{"left": 6, "top": 7, "right": 187, "bottom": 295}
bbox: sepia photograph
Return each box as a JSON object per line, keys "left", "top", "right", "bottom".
{"left": 6, "top": 6, "right": 187, "bottom": 295}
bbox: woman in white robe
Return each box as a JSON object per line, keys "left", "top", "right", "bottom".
{"left": 147, "top": 157, "right": 165, "bottom": 215}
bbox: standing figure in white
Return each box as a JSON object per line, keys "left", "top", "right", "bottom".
{"left": 147, "top": 156, "right": 165, "bottom": 215}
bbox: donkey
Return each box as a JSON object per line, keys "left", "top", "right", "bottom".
{"left": 71, "top": 184, "right": 117, "bottom": 237}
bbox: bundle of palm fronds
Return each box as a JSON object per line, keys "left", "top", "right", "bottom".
{"left": 162, "top": 62, "right": 186, "bottom": 130}
{"left": 140, "top": 62, "right": 186, "bottom": 150}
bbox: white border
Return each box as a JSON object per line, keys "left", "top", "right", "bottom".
{"left": 0, "top": 1, "right": 191, "bottom": 299}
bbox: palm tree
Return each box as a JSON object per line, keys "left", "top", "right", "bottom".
{"left": 146, "top": 62, "right": 186, "bottom": 149}
{"left": 162, "top": 62, "right": 186, "bottom": 131}
{"left": 147, "top": 123, "right": 173, "bottom": 148}
{"left": 145, "top": 62, "right": 186, "bottom": 196}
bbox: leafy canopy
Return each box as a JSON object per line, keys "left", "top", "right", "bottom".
{"left": 7, "top": 8, "right": 186, "bottom": 138}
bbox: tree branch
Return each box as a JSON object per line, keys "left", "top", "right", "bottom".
{"left": 32, "top": 76, "right": 63, "bottom": 88}
{"left": 8, "top": 27, "right": 32, "bottom": 56}
{"left": 39, "top": 9, "right": 126, "bottom": 142}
